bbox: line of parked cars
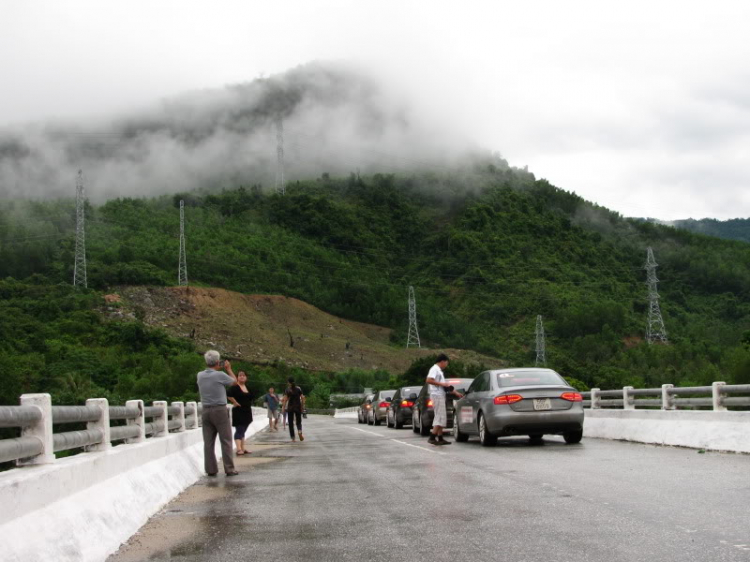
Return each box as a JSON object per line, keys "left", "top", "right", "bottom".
{"left": 356, "top": 368, "right": 584, "bottom": 446}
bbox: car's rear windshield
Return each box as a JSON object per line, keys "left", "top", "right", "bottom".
{"left": 379, "top": 391, "right": 395, "bottom": 399}
{"left": 401, "top": 387, "right": 420, "bottom": 397}
{"left": 496, "top": 371, "right": 566, "bottom": 388}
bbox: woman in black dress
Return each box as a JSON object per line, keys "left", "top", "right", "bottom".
{"left": 228, "top": 371, "right": 254, "bottom": 455}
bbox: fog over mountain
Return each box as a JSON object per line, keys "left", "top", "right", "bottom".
{"left": 0, "top": 62, "right": 484, "bottom": 201}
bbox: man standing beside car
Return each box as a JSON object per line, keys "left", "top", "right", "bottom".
{"left": 425, "top": 353, "right": 462, "bottom": 446}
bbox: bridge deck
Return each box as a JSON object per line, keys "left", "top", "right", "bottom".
{"left": 108, "top": 416, "right": 750, "bottom": 562}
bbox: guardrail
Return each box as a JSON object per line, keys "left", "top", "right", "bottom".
{"left": 334, "top": 406, "right": 359, "bottom": 414}
{"left": 0, "top": 394, "right": 204, "bottom": 466}
{"left": 582, "top": 382, "right": 750, "bottom": 411}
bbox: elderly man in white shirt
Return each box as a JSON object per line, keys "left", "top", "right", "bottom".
{"left": 425, "top": 353, "right": 462, "bottom": 446}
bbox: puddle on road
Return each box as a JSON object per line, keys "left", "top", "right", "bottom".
{"left": 108, "top": 452, "right": 286, "bottom": 562}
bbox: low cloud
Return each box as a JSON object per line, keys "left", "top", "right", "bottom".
{"left": 0, "top": 62, "right": 482, "bottom": 202}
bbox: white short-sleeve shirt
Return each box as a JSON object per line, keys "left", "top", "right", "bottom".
{"left": 427, "top": 364, "right": 446, "bottom": 396}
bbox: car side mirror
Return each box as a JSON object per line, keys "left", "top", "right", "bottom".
{"left": 465, "top": 388, "right": 472, "bottom": 395}
{"left": 386, "top": 397, "right": 392, "bottom": 402}
{"left": 409, "top": 393, "right": 418, "bottom": 400}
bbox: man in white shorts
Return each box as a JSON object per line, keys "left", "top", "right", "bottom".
{"left": 425, "top": 353, "right": 462, "bottom": 446}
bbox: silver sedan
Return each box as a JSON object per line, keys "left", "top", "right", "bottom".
{"left": 452, "top": 368, "right": 584, "bottom": 446}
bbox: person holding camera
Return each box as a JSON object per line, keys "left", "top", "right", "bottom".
{"left": 197, "top": 350, "right": 239, "bottom": 476}
{"left": 228, "top": 371, "right": 254, "bottom": 455}
{"left": 425, "top": 353, "right": 462, "bottom": 446}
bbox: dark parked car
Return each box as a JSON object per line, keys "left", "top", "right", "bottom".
{"left": 412, "top": 378, "right": 474, "bottom": 436}
{"left": 452, "top": 368, "right": 584, "bottom": 446}
{"left": 357, "top": 394, "right": 375, "bottom": 424}
{"left": 386, "top": 386, "right": 422, "bottom": 429}
{"left": 367, "top": 390, "right": 396, "bottom": 426}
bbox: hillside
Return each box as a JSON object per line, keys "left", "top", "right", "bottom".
{"left": 671, "top": 218, "right": 750, "bottom": 244}
{"left": 2, "top": 170, "right": 749, "bottom": 394}
{"left": 110, "top": 285, "right": 501, "bottom": 372}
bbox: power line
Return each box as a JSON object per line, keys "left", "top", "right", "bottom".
{"left": 73, "top": 170, "right": 87, "bottom": 289}
{"left": 535, "top": 315, "right": 546, "bottom": 366}
{"left": 275, "top": 116, "right": 285, "bottom": 195}
{"left": 178, "top": 200, "right": 188, "bottom": 286}
{"left": 406, "top": 286, "right": 421, "bottom": 348}
{"left": 644, "top": 247, "right": 668, "bottom": 344}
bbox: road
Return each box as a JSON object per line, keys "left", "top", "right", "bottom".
{"left": 109, "top": 415, "right": 750, "bottom": 562}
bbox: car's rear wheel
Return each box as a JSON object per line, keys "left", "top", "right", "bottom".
{"left": 564, "top": 429, "right": 583, "bottom": 444}
{"left": 419, "top": 413, "right": 431, "bottom": 436}
{"left": 412, "top": 411, "right": 420, "bottom": 433}
{"left": 395, "top": 413, "right": 403, "bottom": 429}
{"left": 529, "top": 434, "right": 543, "bottom": 444}
{"left": 367, "top": 412, "right": 374, "bottom": 425}
{"left": 386, "top": 411, "right": 393, "bottom": 428}
{"left": 358, "top": 412, "right": 363, "bottom": 424}
{"left": 452, "top": 410, "right": 469, "bottom": 442}
{"left": 374, "top": 414, "right": 382, "bottom": 426}
{"left": 478, "top": 413, "right": 496, "bottom": 446}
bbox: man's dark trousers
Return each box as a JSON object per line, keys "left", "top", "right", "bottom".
{"left": 202, "top": 405, "right": 236, "bottom": 474}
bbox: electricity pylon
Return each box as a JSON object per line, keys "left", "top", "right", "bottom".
{"left": 73, "top": 170, "right": 87, "bottom": 288}
{"left": 406, "top": 286, "right": 421, "bottom": 348}
{"left": 535, "top": 315, "right": 546, "bottom": 366}
{"left": 645, "top": 247, "right": 668, "bottom": 344}
{"left": 275, "top": 116, "right": 285, "bottom": 195}
{"left": 178, "top": 200, "right": 188, "bottom": 286}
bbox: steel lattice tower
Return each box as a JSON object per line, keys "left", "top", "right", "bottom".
{"left": 275, "top": 116, "right": 285, "bottom": 195}
{"left": 178, "top": 200, "right": 188, "bottom": 286}
{"left": 406, "top": 286, "right": 421, "bottom": 348}
{"left": 645, "top": 247, "right": 668, "bottom": 344}
{"left": 535, "top": 315, "right": 546, "bottom": 366}
{"left": 73, "top": 170, "right": 87, "bottom": 288}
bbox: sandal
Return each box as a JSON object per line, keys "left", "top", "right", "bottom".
{"left": 236, "top": 451, "right": 245, "bottom": 456}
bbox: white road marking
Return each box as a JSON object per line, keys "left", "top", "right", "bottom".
{"left": 391, "top": 439, "right": 447, "bottom": 455}
{"left": 734, "top": 545, "right": 750, "bottom": 551}
{"left": 345, "top": 427, "right": 449, "bottom": 454}
{"left": 347, "top": 427, "right": 385, "bottom": 437}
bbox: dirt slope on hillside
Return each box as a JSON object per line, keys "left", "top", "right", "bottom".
{"left": 110, "top": 286, "right": 502, "bottom": 373}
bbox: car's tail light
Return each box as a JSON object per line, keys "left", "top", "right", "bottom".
{"left": 379, "top": 401, "right": 389, "bottom": 408}
{"left": 561, "top": 392, "right": 583, "bottom": 402}
{"left": 401, "top": 400, "right": 414, "bottom": 407}
{"left": 494, "top": 394, "right": 523, "bottom": 405}
{"left": 365, "top": 405, "right": 371, "bottom": 409}
{"left": 427, "top": 399, "right": 434, "bottom": 408}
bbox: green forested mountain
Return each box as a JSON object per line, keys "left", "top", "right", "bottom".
{"left": 1, "top": 166, "right": 749, "bottom": 408}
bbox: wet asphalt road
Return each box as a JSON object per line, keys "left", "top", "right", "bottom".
{"left": 109, "top": 415, "right": 750, "bottom": 562}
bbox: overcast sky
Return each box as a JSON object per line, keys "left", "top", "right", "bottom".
{"left": 1, "top": 0, "right": 749, "bottom": 220}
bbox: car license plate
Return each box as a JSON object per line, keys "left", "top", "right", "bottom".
{"left": 533, "top": 398, "right": 551, "bottom": 411}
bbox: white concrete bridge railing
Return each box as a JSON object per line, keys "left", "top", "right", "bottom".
{"left": 0, "top": 394, "right": 268, "bottom": 562}
{"left": 581, "top": 382, "right": 750, "bottom": 453}
{"left": 333, "top": 406, "right": 359, "bottom": 419}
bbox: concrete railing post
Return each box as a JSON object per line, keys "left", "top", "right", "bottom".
{"left": 712, "top": 381, "right": 727, "bottom": 412}
{"left": 623, "top": 386, "right": 635, "bottom": 410}
{"left": 172, "top": 401, "right": 186, "bottom": 433}
{"left": 185, "top": 401, "right": 198, "bottom": 429}
{"left": 126, "top": 399, "right": 145, "bottom": 443}
{"left": 85, "top": 398, "right": 111, "bottom": 452}
{"left": 590, "top": 388, "right": 601, "bottom": 409}
{"left": 661, "top": 384, "right": 675, "bottom": 410}
{"left": 153, "top": 401, "right": 168, "bottom": 437}
{"left": 17, "top": 393, "right": 55, "bottom": 466}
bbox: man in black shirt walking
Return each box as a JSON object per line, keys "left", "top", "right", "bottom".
{"left": 282, "top": 377, "right": 306, "bottom": 442}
